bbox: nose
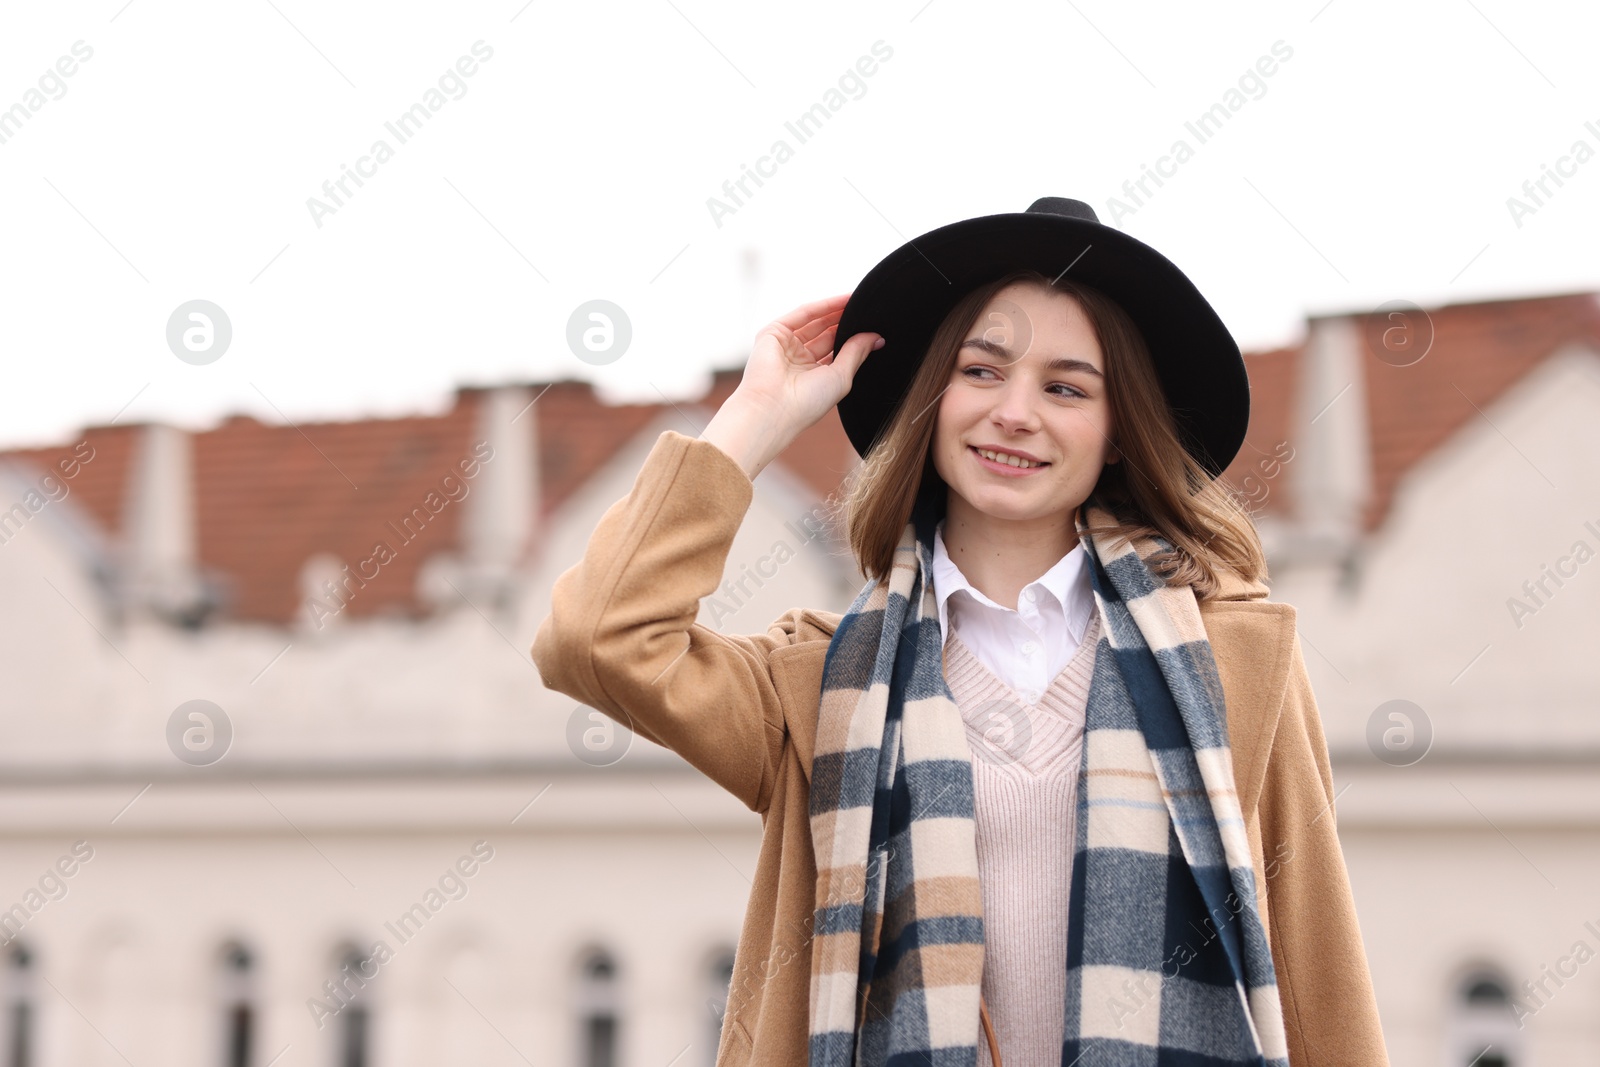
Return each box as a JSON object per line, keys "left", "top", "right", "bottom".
{"left": 988, "top": 380, "right": 1041, "bottom": 435}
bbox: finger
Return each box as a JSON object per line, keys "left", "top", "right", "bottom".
{"left": 774, "top": 293, "right": 850, "bottom": 332}
{"left": 830, "top": 330, "right": 882, "bottom": 382}
{"left": 794, "top": 311, "right": 842, "bottom": 347}
{"left": 761, "top": 309, "right": 838, "bottom": 356}
{"left": 792, "top": 307, "right": 844, "bottom": 345}
{"left": 802, "top": 323, "right": 840, "bottom": 360}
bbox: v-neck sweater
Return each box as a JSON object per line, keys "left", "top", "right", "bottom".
{"left": 943, "top": 608, "right": 1102, "bottom": 1067}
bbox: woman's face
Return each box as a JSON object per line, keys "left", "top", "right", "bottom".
{"left": 930, "top": 281, "right": 1118, "bottom": 531}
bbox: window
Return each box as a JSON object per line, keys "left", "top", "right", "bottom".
{"left": 335, "top": 946, "right": 372, "bottom": 1067}
{"left": 705, "top": 948, "right": 736, "bottom": 1066}
{"left": 1450, "top": 969, "right": 1521, "bottom": 1067}
{"left": 575, "top": 949, "right": 620, "bottom": 1067}
{"left": 218, "top": 942, "right": 255, "bottom": 1067}
{"left": 4, "top": 944, "right": 34, "bottom": 1067}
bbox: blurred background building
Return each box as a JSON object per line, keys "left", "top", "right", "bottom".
{"left": 0, "top": 290, "right": 1597, "bottom": 1066}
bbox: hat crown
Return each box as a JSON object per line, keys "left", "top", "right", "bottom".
{"left": 1025, "top": 196, "right": 1099, "bottom": 224}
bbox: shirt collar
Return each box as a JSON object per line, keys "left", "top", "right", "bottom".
{"left": 930, "top": 518, "right": 1095, "bottom": 643}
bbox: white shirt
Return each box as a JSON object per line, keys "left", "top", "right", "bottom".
{"left": 930, "top": 519, "right": 1096, "bottom": 704}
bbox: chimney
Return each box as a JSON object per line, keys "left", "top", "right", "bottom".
{"left": 121, "top": 424, "right": 210, "bottom": 625}
{"left": 1288, "top": 315, "right": 1373, "bottom": 571}
{"left": 741, "top": 246, "right": 762, "bottom": 342}
{"left": 457, "top": 386, "right": 537, "bottom": 614}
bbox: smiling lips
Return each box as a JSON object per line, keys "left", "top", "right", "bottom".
{"left": 970, "top": 445, "right": 1049, "bottom": 475}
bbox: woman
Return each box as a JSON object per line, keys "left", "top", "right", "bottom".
{"left": 531, "top": 198, "right": 1389, "bottom": 1067}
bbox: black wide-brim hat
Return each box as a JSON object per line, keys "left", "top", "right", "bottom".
{"left": 832, "top": 196, "right": 1249, "bottom": 478}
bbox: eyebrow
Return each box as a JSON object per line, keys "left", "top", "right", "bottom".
{"left": 960, "top": 336, "right": 1104, "bottom": 378}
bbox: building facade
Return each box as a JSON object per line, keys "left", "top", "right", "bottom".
{"left": 0, "top": 291, "right": 1597, "bottom": 1066}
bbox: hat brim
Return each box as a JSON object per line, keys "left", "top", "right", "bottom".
{"left": 832, "top": 210, "right": 1249, "bottom": 477}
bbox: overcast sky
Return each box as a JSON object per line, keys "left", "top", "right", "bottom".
{"left": 1, "top": 0, "right": 1595, "bottom": 450}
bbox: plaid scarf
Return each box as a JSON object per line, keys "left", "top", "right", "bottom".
{"left": 807, "top": 500, "right": 1289, "bottom": 1067}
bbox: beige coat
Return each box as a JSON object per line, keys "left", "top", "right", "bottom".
{"left": 531, "top": 430, "right": 1391, "bottom": 1066}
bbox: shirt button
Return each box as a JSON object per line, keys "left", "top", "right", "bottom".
{"left": 1022, "top": 691, "right": 1040, "bottom": 704}
{"left": 1020, "top": 641, "right": 1037, "bottom": 655}
{"left": 1023, "top": 588, "right": 1036, "bottom": 603}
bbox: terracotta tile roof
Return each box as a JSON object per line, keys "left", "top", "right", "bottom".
{"left": 1353, "top": 291, "right": 1600, "bottom": 533}
{"left": 1222, "top": 343, "right": 1300, "bottom": 517}
{"left": 533, "top": 380, "right": 667, "bottom": 522}
{"left": 4, "top": 291, "right": 1595, "bottom": 625}
{"left": 2, "top": 423, "right": 142, "bottom": 540}
{"left": 191, "top": 396, "right": 483, "bottom": 623}
{"left": 1217, "top": 291, "right": 1600, "bottom": 532}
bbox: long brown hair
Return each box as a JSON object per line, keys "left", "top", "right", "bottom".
{"left": 834, "top": 269, "right": 1267, "bottom": 600}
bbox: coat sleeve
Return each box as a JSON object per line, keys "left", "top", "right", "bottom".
{"left": 530, "top": 429, "right": 797, "bottom": 814}
{"left": 1256, "top": 629, "right": 1392, "bottom": 1066}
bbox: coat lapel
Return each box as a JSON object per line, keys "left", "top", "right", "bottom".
{"left": 1197, "top": 600, "right": 1298, "bottom": 818}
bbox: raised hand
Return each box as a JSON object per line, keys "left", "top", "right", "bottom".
{"left": 700, "top": 294, "right": 883, "bottom": 479}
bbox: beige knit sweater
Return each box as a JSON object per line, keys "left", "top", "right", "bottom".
{"left": 944, "top": 610, "right": 1102, "bottom": 1067}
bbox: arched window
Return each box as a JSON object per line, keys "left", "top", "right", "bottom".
{"left": 218, "top": 942, "right": 255, "bottom": 1067}
{"left": 1450, "top": 969, "right": 1521, "bottom": 1067}
{"left": 3, "top": 944, "right": 35, "bottom": 1067}
{"left": 330, "top": 943, "right": 375, "bottom": 1067}
{"left": 705, "top": 948, "right": 736, "bottom": 1067}
{"left": 575, "top": 949, "right": 620, "bottom": 1067}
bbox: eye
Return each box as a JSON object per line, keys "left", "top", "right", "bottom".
{"left": 962, "top": 365, "right": 1087, "bottom": 399}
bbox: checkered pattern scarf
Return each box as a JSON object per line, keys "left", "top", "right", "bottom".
{"left": 807, "top": 500, "right": 1289, "bottom": 1067}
